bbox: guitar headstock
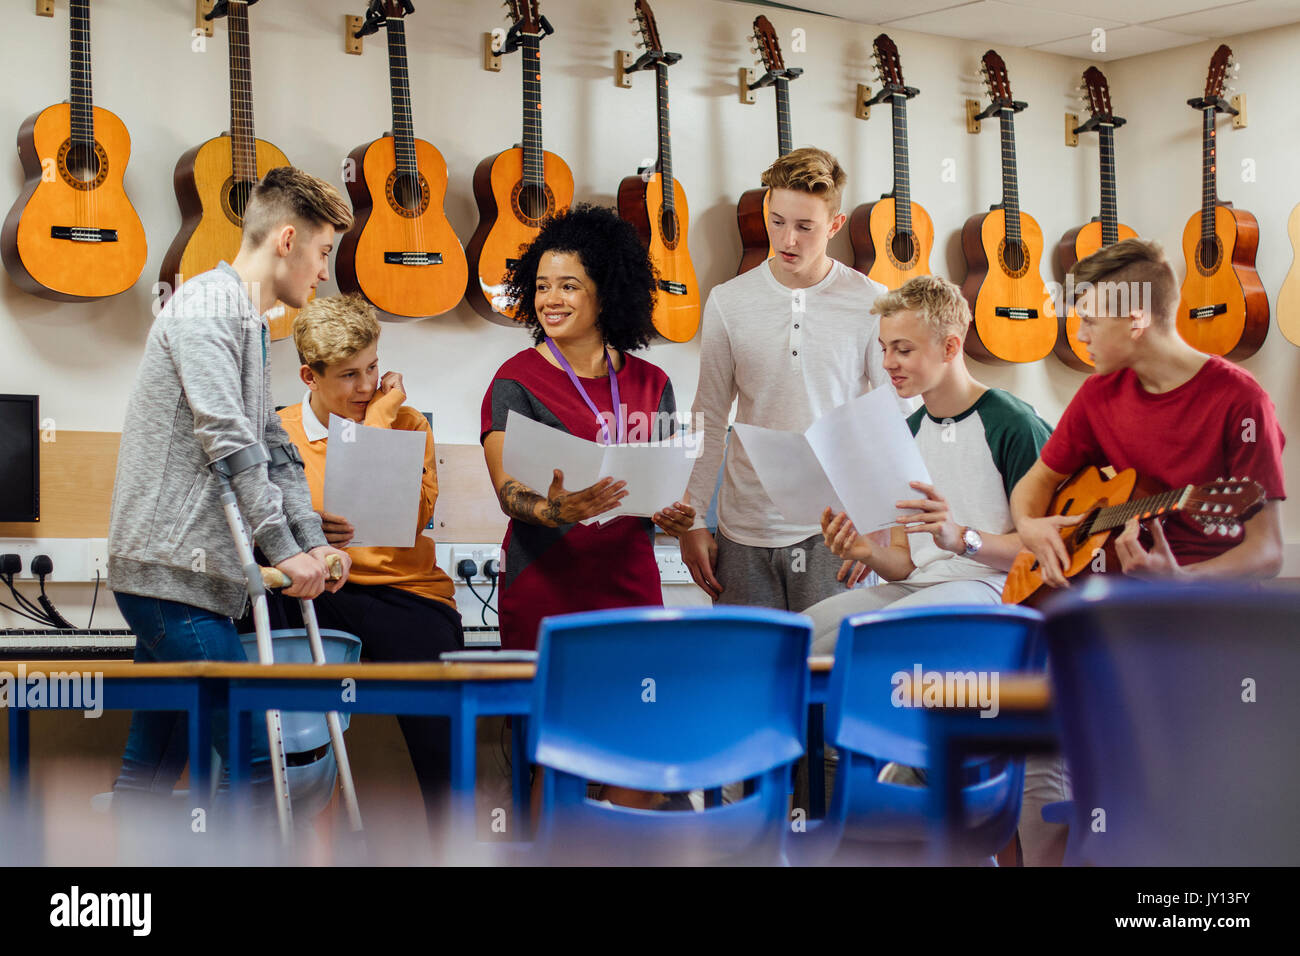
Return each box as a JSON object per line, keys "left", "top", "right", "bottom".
{"left": 979, "top": 49, "right": 1013, "bottom": 108}
{"left": 377, "top": 0, "right": 414, "bottom": 18}
{"left": 505, "top": 0, "right": 543, "bottom": 35}
{"left": 1082, "top": 65, "right": 1113, "bottom": 121}
{"left": 1203, "top": 43, "right": 1233, "bottom": 100}
{"left": 1183, "top": 477, "right": 1266, "bottom": 538}
{"left": 752, "top": 15, "right": 785, "bottom": 74}
{"left": 633, "top": 0, "right": 663, "bottom": 56}
{"left": 872, "top": 33, "right": 905, "bottom": 92}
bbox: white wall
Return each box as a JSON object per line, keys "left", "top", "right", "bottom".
{"left": 1, "top": 0, "right": 1295, "bottom": 627}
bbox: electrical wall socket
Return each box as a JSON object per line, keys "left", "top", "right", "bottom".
{"left": 0, "top": 539, "right": 107, "bottom": 581}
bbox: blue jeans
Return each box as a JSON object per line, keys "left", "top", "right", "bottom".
{"left": 112, "top": 592, "right": 271, "bottom": 806}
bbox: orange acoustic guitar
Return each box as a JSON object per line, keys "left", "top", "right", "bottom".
{"left": 735, "top": 15, "right": 802, "bottom": 276}
{"left": 960, "top": 50, "right": 1057, "bottom": 365}
{"left": 1277, "top": 201, "right": 1300, "bottom": 348}
{"left": 1002, "top": 467, "right": 1265, "bottom": 608}
{"left": 616, "top": 0, "right": 699, "bottom": 343}
{"left": 848, "top": 33, "right": 933, "bottom": 287}
{"left": 158, "top": 0, "right": 302, "bottom": 341}
{"left": 1176, "top": 44, "right": 1268, "bottom": 360}
{"left": 1055, "top": 66, "right": 1138, "bottom": 371}
{"left": 1, "top": 0, "right": 146, "bottom": 301}
{"left": 336, "top": 1, "right": 467, "bottom": 320}
{"left": 465, "top": 0, "right": 573, "bottom": 324}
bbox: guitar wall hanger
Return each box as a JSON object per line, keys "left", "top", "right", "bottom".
{"left": 617, "top": 48, "right": 680, "bottom": 89}
{"left": 206, "top": 0, "right": 259, "bottom": 21}
{"left": 973, "top": 98, "right": 1027, "bottom": 120}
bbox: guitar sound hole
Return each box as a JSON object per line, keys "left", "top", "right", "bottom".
{"left": 518, "top": 184, "right": 549, "bottom": 221}
{"left": 64, "top": 143, "right": 100, "bottom": 183}
{"left": 1197, "top": 237, "right": 1222, "bottom": 274}
{"left": 229, "top": 181, "right": 253, "bottom": 221}
{"left": 1003, "top": 242, "right": 1025, "bottom": 273}
{"left": 660, "top": 208, "right": 678, "bottom": 245}
{"left": 392, "top": 172, "right": 421, "bottom": 213}
{"left": 891, "top": 230, "right": 916, "bottom": 265}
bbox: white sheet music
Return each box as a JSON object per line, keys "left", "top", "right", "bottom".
{"left": 322, "top": 414, "right": 426, "bottom": 547}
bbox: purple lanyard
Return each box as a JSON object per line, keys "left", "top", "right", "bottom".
{"left": 545, "top": 338, "right": 624, "bottom": 445}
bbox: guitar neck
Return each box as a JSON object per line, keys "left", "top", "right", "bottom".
{"left": 228, "top": 0, "right": 258, "bottom": 184}
{"left": 521, "top": 31, "right": 544, "bottom": 188}
{"left": 891, "top": 93, "right": 911, "bottom": 235}
{"left": 1099, "top": 123, "right": 1119, "bottom": 246}
{"left": 387, "top": 19, "right": 418, "bottom": 177}
{"left": 69, "top": 0, "right": 93, "bottom": 146}
{"left": 775, "top": 77, "right": 792, "bottom": 157}
{"left": 1089, "top": 486, "right": 1192, "bottom": 534}
{"left": 1200, "top": 106, "right": 1217, "bottom": 245}
{"left": 999, "top": 108, "right": 1021, "bottom": 243}
{"left": 655, "top": 61, "right": 674, "bottom": 212}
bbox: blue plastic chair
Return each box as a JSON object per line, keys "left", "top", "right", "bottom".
{"left": 1042, "top": 577, "right": 1300, "bottom": 866}
{"left": 788, "top": 604, "right": 1046, "bottom": 865}
{"left": 521, "top": 605, "right": 811, "bottom": 866}
{"left": 237, "top": 627, "right": 362, "bottom": 819}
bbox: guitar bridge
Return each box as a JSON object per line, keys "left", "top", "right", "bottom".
{"left": 1187, "top": 303, "right": 1227, "bottom": 320}
{"left": 51, "top": 227, "right": 118, "bottom": 243}
{"left": 657, "top": 279, "right": 688, "bottom": 296}
{"left": 383, "top": 252, "right": 443, "bottom": 266}
{"left": 994, "top": 306, "right": 1038, "bottom": 320}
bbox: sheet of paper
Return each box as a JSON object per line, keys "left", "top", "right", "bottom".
{"left": 731, "top": 423, "right": 844, "bottom": 525}
{"left": 322, "top": 414, "right": 426, "bottom": 548}
{"left": 804, "top": 386, "right": 932, "bottom": 533}
{"left": 502, "top": 409, "right": 606, "bottom": 496}
{"left": 594, "top": 441, "right": 697, "bottom": 522}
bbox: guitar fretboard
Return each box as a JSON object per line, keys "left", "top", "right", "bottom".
{"left": 1200, "top": 106, "right": 1218, "bottom": 248}
{"left": 891, "top": 93, "right": 912, "bottom": 235}
{"left": 1099, "top": 123, "right": 1119, "bottom": 246}
{"left": 656, "top": 60, "right": 674, "bottom": 214}
{"left": 228, "top": 0, "right": 258, "bottom": 185}
{"left": 999, "top": 108, "right": 1021, "bottom": 244}
{"left": 1086, "top": 487, "right": 1190, "bottom": 535}
{"left": 775, "top": 77, "right": 792, "bottom": 157}
{"left": 69, "top": 0, "right": 94, "bottom": 147}
{"left": 387, "top": 19, "right": 418, "bottom": 178}
{"left": 521, "top": 31, "right": 545, "bottom": 189}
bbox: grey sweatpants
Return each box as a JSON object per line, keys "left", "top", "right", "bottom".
{"left": 713, "top": 531, "right": 853, "bottom": 613}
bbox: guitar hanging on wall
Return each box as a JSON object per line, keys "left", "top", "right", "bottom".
{"left": 735, "top": 15, "right": 801, "bottom": 276}
{"left": 1, "top": 0, "right": 147, "bottom": 301}
{"left": 1276, "top": 202, "right": 1300, "bottom": 348}
{"left": 336, "top": 1, "right": 467, "bottom": 320}
{"left": 159, "top": 0, "right": 302, "bottom": 340}
{"left": 848, "top": 33, "right": 934, "bottom": 288}
{"left": 1175, "top": 44, "right": 1268, "bottom": 360}
{"left": 1054, "top": 65, "right": 1138, "bottom": 372}
{"left": 960, "top": 50, "right": 1058, "bottom": 365}
{"left": 464, "top": 0, "right": 574, "bottom": 324}
{"left": 616, "top": 0, "right": 699, "bottom": 343}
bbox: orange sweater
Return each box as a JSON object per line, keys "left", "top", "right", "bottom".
{"left": 278, "top": 391, "right": 457, "bottom": 610}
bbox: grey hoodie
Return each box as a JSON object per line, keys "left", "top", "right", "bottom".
{"left": 108, "top": 263, "right": 327, "bottom": 618}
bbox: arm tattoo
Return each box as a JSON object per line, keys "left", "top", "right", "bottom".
{"left": 499, "top": 479, "right": 559, "bottom": 527}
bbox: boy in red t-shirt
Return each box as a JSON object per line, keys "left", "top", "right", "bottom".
{"left": 1012, "top": 238, "right": 1285, "bottom": 584}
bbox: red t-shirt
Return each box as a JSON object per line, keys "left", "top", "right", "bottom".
{"left": 1040, "top": 356, "right": 1285, "bottom": 563}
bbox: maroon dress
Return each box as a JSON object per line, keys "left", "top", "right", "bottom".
{"left": 480, "top": 347, "right": 677, "bottom": 650}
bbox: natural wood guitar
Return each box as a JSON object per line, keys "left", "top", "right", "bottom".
{"left": 848, "top": 34, "right": 933, "bottom": 287}
{"left": 616, "top": 0, "right": 699, "bottom": 342}
{"left": 1055, "top": 66, "right": 1138, "bottom": 372}
{"left": 735, "top": 15, "right": 801, "bottom": 276}
{"left": 336, "top": 1, "right": 467, "bottom": 320}
{"left": 1277, "top": 202, "right": 1300, "bottom": 347}
{"left": 465, "top": 0, "right": 573, "bottom": 324}
{"left": 158, "top": 0, "right": 301, "bottom": 340}
{"left": 1002, "top": 466, "right": 1265, "bottom": 607}
{"left": 960, "top": 51, "right": 1057, "bottom": 364}
{"left": 1176, "top": 44, "right": 1268, "bottom": 360}
{"left": 1, "top": 0, "right": 146, "bottom": 301}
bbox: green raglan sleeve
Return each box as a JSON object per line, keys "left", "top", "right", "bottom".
{"left": 981, "top": 392, "right": 1054, "bottom": 501}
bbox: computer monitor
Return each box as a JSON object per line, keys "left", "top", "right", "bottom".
{"left": 0, "top": 394, "right": 39, "bottom": 522}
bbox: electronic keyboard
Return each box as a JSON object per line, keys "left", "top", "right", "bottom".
{"left": 0, "top": 628, "right": 135, "bottom": 660}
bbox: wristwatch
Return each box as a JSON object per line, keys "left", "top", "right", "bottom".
{"left": 961, "top": 527, "right": 983, "bottom": 557}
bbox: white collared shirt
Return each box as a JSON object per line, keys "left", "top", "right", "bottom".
{"left": 300, "top": 390, "right": 329, "bottom": 443}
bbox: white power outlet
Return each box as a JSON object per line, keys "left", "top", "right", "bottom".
{"left": 0, "top": 538, "right": 109, "bottom": 582}
{"left": 654, "top": 545, "right": 693, "bottom": 584}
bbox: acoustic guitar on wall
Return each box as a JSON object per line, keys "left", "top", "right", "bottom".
{"left": 1002, "top": 466, "right": 1265, "bottom": 607}
{"left": 735, "top": 15, "right": 802, "bottom": 276}
{"left": 1, "top": 0, "right": 147, "bottom": 301}
{"left": 960, "top": 50, "right": 1057, "bottom": 365}
{"left": 1055, "top": 66, "right": 1138, "bottom": 372}
{"left": 1176, "top": 44, "right": 1268, "bottom": 360}
{"left": 1277, "top": 202, "right": 1300, "bottom": 348}
{"left": 616, "top": 0, "right": 699, "bottom": 343}
{"left": 847, "top": 33, "right": 933, "bottom": 287}
{"left": 465, "top": 0, "right": 574, "bottom": 324}
{"left": 159, "top": 0, "right": 302, "bottom": 340}
{"left": 336, "top": 1, "right": 467, "bottom": 320}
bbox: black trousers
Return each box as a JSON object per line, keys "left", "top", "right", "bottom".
{"left": 243, "top": 582, "right": 465, "bottom": 832}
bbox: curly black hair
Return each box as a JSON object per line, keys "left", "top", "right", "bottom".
{"left": 504, "top": 203, "right": 658, "bottom": 352}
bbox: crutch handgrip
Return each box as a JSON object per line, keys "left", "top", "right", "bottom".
{"left": 260, "top": 553, "right": 345, "bottom": 590}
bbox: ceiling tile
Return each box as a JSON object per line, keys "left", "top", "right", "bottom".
{"left": 1145, "top": 0, "right": 1300, "bottom": 35}
{"left": 882, "top": 0, "right": 1123, "bottom": 48}
{"left": 997, "top": 0, "right": 1243, "bottom": 22}
{"left": 1030, "top": 24, "right": 1207, "bottom": 60}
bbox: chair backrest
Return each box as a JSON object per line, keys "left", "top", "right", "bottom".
{"left": 827, "top": 604, "right": 1046, "bottom": 768}
{"left": 1044, "top": 578, "right": 1300, "bottom": 866}
{"left": 527, "top": 605, "right": 810, "bottom": 865}
{"left": 237, "top": 628, "right": 362, "bottom": 751}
